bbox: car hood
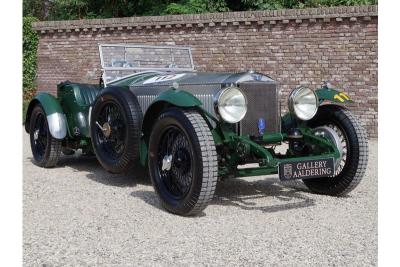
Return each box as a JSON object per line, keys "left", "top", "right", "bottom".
{"left": 131, "top": 71, "right": 275, "bottom": 87}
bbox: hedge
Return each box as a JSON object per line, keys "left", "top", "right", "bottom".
{"left": 23, "top": 16, "right": 39, "bottom": 100}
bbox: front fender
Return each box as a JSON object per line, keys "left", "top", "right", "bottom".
{"left": 315, "top": 88, "right": 353, "bottom": 105}
{"left": 281, "top": 88, "right": 353, "bottom": 131}
{"left": 25, "top": 92, "right": 67, "bottom": 139}
{"left": 141, "top": 89, "right": 203, "bottom": 139}
{"left": 153, "top": 89, "right": 202, "bottom": 107}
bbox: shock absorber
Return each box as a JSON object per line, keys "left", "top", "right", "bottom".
{"left": 287, "top": 128, "right": 305, "bottom": 155}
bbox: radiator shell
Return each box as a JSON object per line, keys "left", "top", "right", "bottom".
{"left": 238, "top": 81, "right": 280, "bottom": 135}
{"left": 128, "top": 72, "right": 280, "bottom": 136}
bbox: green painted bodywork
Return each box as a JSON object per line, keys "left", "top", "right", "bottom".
{"left": 139, "top": 88, "right": 204, "bottom": 165}
{"left": 280, "top": 86, "right": 353, "bottom": 133}
{"left": 211, "top": 123, "right": 340, "bottom": 178}
{"left": 153, "top": 89, "right": 202, "bottom": 107}
{"left": 25, "top": 70, "right": 348, "bottom": 179}
{"left": 35, "top": 92, "right": 64, "bottom": 115}
{"left": 315, "top": 87, "right": 353, "bottom": 105}
{"left": 25, "top": 82, "right": 99, "bottom": 147}
{"left": 141, "top": 88, "right": 203, "bottom": 138}
{"left": 25, "top": 92, "right": 65, "bottom": 133}
{"left": 56, "top": 82, "right": 101, "bottom": 137}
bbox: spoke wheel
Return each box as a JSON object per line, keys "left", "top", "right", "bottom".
{"left": 304, "top": 106, "right": 368, "bottom": 196}
{"left": 95, "top": 101, "right": 127, "bottom": 160}
{"left": 313, "top": 124, "right": 348, "bottom": 176}
{"left": 157, "top": 126, "right": 193, "bottom": 199}
{"left": 90, "top": 87, "right": 142, "bottom": 174}
{"left": 29, "top": 105, "right": 61, "bottom": 167}
{"left": 32, "top": 112, "right": 48, "bottom": 160}
{"left": 148, "top": 108, "right": 218, "bottom": 216}
{"left": 326, "top": 123, "right": 348, "bottom": 176}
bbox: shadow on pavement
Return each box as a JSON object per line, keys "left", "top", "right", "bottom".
{"left": 53, "top": 154, "right": 151, "bottom": 187}
{"left": 31, "top": 154, "right": 315, "bottom": 214}
{"left": 130, "top": 177, "right": 315, "bottom": 215}
{"left": 210, "top": 178, "right": 315, "bottom": 213}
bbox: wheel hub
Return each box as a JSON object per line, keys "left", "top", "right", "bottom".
{"left": 313, "top": 126, "right": 344, "bottom": 169}
{"left": 33, "top": 129, "right": 39, "bottom": 140}
{"left": 157, "top": 126, "right": 194, "bottom": 198}
{"left": 162, "top": 154, "right": 173, "bottom": 171}
{"left": 173, "top": 148, "right": 190, "bottom": 173}
{"left": 102, "top": 122, "right": 112, "bottom": 138}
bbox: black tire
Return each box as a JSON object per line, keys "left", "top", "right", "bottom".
{"left": 29, "top": 105, "right": 61, "bottom": 167}
{"left": 90, "top": 87, "right": 142, "bottom": 173}
{"left": 303, "top": 106, "right": 368, "bottom": 196}
{"left": 148, "top": 108, "right": 218, "bottom": 216}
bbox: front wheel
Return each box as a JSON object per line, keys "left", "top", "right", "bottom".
{"left": 304, "top": 106, "right": 368, "bottom": 196}
{"left": 148, "top": 108, "right": 218, "bottom": 216}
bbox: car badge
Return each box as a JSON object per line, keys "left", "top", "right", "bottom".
{"left": 258, "top": 118, "right": 266, "bottom": 135}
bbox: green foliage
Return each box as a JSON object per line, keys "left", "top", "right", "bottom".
{"left": 240, "top": 0, "right": 377, "bottom": 10}
{"left": 165, "top": 0, "right": 229, "bottom": 15}
{"left": 23, "top": 16, "right": 39, "bottom": 97}
{"left": 23, "top": 0, "right": 377, "bottom": 20}
{"left": 49, "top": 0, "right": 90, "bottom": 20}
{"left": 23, "top": 0, "right": 48, "bottom": 19}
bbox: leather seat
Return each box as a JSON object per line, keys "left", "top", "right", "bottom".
{"left": 56, "top": 81, "right": 102, "bottom": 137}
{"left": 73, "top": 83, "right": 101, "bottom": 106}
{"left": 58, "top": 81, "right": 101, "bottom": 106}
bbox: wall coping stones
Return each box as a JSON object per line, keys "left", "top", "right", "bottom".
{"left": 32, "top": 5, "right": 377, "bottom": 33}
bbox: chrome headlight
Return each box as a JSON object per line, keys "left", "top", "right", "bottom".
{"left": 216, "top": 87, "right": 247, "bottom": 123}
{"left": 288, "top": 86, "right": 319, "bottom": 121}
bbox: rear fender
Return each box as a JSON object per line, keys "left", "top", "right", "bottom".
{"left": 25, "top": 92, "right": 67, "bottom": 139}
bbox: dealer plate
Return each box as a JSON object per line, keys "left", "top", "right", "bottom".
{"left": 278, "top": 158, "right": 335, "bottom": 181}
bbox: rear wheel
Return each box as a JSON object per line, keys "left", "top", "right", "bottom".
{"left": 148, "top": 108, "right": 218, "bottom": 216}
{"left": 29, "top": 105, "right": 61, "bottom": 167}
{"left": 90, "top": 88, "right": 142, "bottom": 173}
{"left": 304, "top": 106, "right": 368, "bottom": 196}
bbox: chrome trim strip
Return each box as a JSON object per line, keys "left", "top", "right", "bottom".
{"left": 88, "top": 106, "right": 92, "bottom": 127}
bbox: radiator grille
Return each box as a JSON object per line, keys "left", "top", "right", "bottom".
{"left": 137, "top": 95, "right": 157, "bottom": 113}
{"left": 194, "top": 94, "right": 215, "bottom": 117}
{"left": 238, "top": 82, "right": 280, "bottom": 135}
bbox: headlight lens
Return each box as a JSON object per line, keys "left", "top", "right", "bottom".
{"left": 217, "top": 87, "right": 247, "bottom": 123}
{"left": 288, "top": 86, "right": 319, "bottom": 120}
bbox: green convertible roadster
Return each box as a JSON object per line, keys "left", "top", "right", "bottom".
{"left": 25, "top": 44, "right": 368, "bottom": 216}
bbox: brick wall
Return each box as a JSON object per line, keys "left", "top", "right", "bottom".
{"left": 33, "top": 5, "right": 378, "bottom": 137}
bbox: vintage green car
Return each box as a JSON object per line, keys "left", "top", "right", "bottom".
{"left": 25, "top": 44, "right": 368, "bottom": 216}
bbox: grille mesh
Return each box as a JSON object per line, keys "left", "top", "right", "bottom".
{"left": 239, "top": 82, "right": 280, "bottom": 135}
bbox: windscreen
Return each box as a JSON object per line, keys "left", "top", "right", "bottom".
{"left": 99, "top": 44, "right": 194, "bottom": 84}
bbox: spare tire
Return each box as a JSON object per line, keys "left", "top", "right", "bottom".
{"left": 90, "top": 87, "right": 142, "bottom": 173}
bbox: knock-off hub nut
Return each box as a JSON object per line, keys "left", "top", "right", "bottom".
{"left": 102, "top": 122, "right": 112, "bottom": 138}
